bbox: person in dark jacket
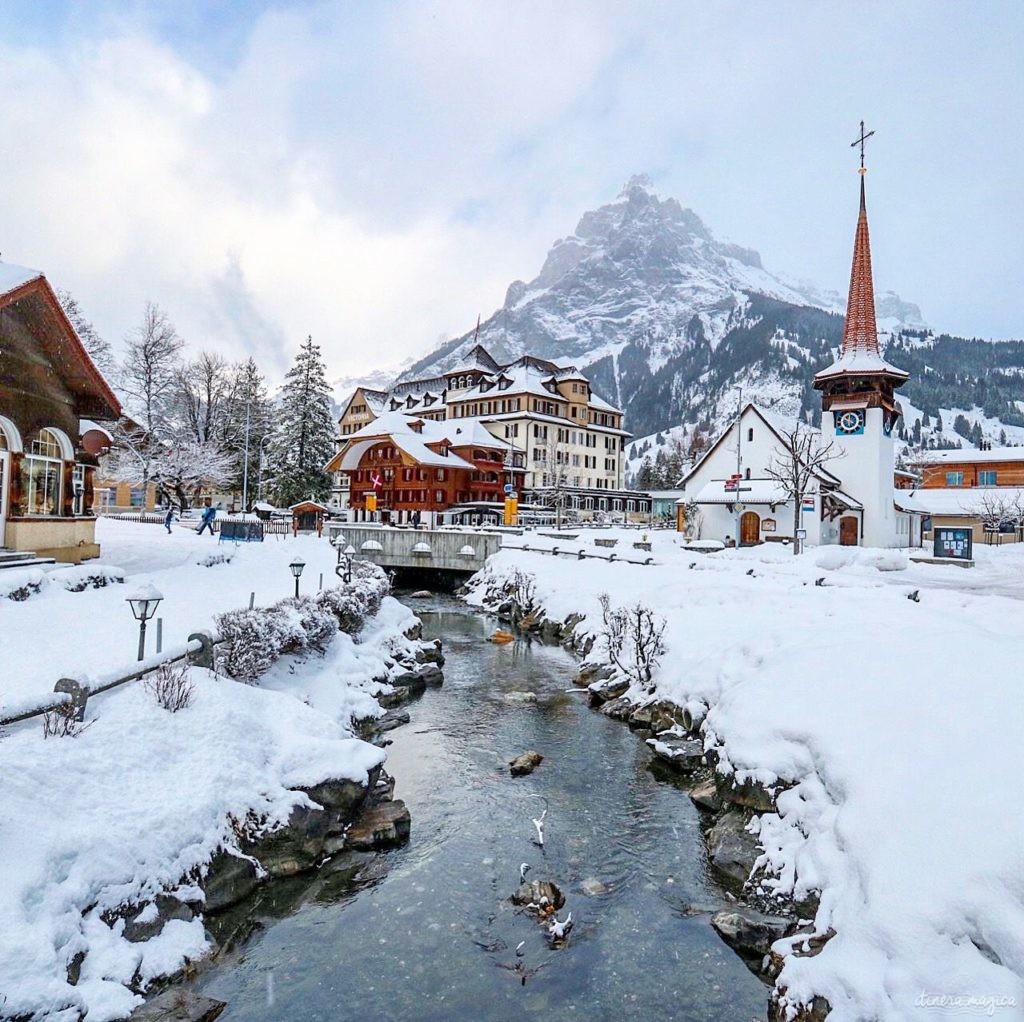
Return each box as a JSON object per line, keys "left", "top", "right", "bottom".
{"left": 164, "top": 506, "right": 175, "bottom": 534}
{"left": 197, "top": 504, "right": 216, "bottom": 536}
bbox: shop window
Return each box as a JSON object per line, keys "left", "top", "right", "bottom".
{"left": 21, "top": 429, "right": 65, "bottom": 516}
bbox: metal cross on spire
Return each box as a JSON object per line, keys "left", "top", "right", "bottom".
{"left": 850, "top": 120, "right": 875, "bottom": 171}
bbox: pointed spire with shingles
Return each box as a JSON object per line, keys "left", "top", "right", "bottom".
{"left": 841, "top": 174, "right": 880, "bottom": 357}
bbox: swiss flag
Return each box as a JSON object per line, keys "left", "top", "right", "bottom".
{"left": 370, "top": 472, "right": 383, "bottom": 490}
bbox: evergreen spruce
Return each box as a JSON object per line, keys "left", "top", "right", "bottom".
{"left": 269, "top": 336, "right": 337, "bottom": 506}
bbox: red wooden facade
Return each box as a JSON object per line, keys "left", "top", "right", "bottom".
{"left": 348, "top": 441, "right": 524, "bottom": 514}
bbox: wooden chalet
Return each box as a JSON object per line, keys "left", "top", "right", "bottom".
{"left": 0, "top": 263, "right": 121, "bottom": 562}
{"left": 325, "top": 411, "right": 525, "bottom": 524}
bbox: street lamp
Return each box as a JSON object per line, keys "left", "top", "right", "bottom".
{"left": 127, "top": 584, "right": 163, "bottom": 661}
{"left": 337, "top": 543, "right": 355, "bottom": 584}
{"left": 289, "top": 557, "right": 306, "bottom": 598}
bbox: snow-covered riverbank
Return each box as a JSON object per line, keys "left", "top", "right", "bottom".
{"left": 465, "top": 530, "right": 1024, "bottom": 1021}
{"left": 0, "top": 520, "right": 427, "bottom": 1020}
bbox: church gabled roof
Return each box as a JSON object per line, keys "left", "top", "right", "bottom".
{"left": 814, "top": 175, "right": 908, "bottom": 385}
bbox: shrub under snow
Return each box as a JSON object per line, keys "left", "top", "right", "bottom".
{"left": 216, "top": 563, "right": 391, "bottom": 682}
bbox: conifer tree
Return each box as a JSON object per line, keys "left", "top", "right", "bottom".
{"left": 268, "top": 336, "right": 337, "bottom": 506}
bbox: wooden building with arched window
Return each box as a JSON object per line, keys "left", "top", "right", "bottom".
{"left": 0, "top": 263, "right": 121, "bottom": 563}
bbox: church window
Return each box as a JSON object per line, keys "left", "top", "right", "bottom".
{"left": 747, "top": 428, "right": 754, "bottom": 442}
{"left": 744, "top": 468, "right": 751, "bottom": 479}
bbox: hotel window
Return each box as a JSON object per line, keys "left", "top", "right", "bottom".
{"left": 946, "top": 471, "right": 964, "bottom": 486}
{"left": 979, "top": 470, "right": 997, "bottom": 486}
{"left": 21, "top": 428, "right": 65, "bottom": 516}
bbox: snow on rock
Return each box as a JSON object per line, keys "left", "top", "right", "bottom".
{"left": 0, "top": 520, "right": 417, "bottom": 1019}
{"left": 465, "top": 531, "right": 1024, "bottom": 1017}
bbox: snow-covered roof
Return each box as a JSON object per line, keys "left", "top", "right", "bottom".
{"left": 79, "top": 419, "right": 113, "bottom": 443}
{"left": 680, "top": 403, "right": 841, "bottom": 488}
{"left": 910, "top": 446, "right": 1024, "bottom": 466}
{"left": 813, "top": 349, "right": 909, "bottom": 382}
{"left": 589, "top": 392, "right": 622, "bottom": 414}
{"left": 895, "top": 486, "right": 1024, "bottom": 517}
{"left": 329, "top": 409, "right": 519, "bottom": 472}
{"left": 0, "top": 262, "right": 43, "bottom": 297}
{"left": 693, "top": 478, "right": 789, "bottom": 505}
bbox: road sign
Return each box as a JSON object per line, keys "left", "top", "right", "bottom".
{"left": 504, "top": 483, "right": 514, "bottom": 494}
{"left": 733, "top": 502, "right": 746, "bottom": 512}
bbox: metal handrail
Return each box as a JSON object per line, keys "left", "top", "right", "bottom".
{"left": 0, "top": 632, "right": 218, "bottom": 728}
{"left": 499, "top": 543, "right": 655, "bottom": 566}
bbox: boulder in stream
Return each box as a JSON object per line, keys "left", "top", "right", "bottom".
{"left": 706, "top": 808, "right": 762, "bottom": 891}
{"left": 511, "top": 879, "right": 565, "bottom": 911}
{"left": 344, "top": 800, "right": 411, "bottom": 851}
{"left": 129, "top": 990, "right": 226, "bottom": 1021}
{"left": 509, "top": 750, "right": 544, "bottom": 776}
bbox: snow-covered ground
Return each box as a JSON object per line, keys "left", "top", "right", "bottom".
{"left": 0, "top": 519, "right": 415, "bottom": 1020}
{"left": 0, "top": 519, "right": 352, "bottom": 711}
{"left": 466, "top": 529, "right": 1024, "bottom": 1020}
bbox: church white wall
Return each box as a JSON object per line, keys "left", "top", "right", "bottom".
{"left": 828, "top": 406, "right": 897, "bottom": 548}
{"left": 680, "top": 409, "right": 826, "bottom": 546}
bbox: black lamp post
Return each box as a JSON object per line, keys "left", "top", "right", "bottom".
{"left": 289, "top": 557, "right": 306, "bottom": 598}
{"left": 340, "top": 543, "right": 355, "bottom": 584}
{"left": 127, "top": 585, "right": 164, "bottom": 661}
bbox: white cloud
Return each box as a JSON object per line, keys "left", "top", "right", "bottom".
{"left": 0, "top": 1, "right": 1020, "bottom": 391}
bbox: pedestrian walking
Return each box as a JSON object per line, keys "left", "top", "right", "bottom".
{"left": 197, "top": 503, "right": 217, "bottom": 536}
{"left": 164, "top": 506, "right": 175, "bottom": 534}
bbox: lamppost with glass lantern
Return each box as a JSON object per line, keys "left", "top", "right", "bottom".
{"left": 289, "top": 557, "right": 306, "bottom": 598}
{"left": 335, "top": 543, "right": 355, "bottom": 584}
{"left": 127, "top": 584, "right": 164, "bottom": 661}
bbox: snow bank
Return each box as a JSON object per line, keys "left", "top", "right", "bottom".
{"left": 0, "top": 672, "right": 385, "bottom": 1020}
{"left": 0, "top": 521, "right": 421, "bottom": 1019}
{"left": 466, "top": 530, "right": 1024, "bottom": 1018}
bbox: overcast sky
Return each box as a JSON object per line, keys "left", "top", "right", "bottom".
{"left": 1, "top": 1, "right": 1021, "bottom": 385}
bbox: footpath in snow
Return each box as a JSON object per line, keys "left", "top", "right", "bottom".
{"left": 466, "top": 528, "right": 1024, "bottom": 1021}
{"left": 0, "top": 518, "right": 427, "bottom": 1021}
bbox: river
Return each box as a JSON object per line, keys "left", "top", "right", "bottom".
{"left": 194, "top": 596, "right": 767, "bottom": 1021}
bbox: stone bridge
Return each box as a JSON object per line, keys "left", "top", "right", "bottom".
{"left": 327, "top": 525, "right": 502, "bottom": 579}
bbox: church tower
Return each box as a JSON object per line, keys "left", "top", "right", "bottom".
{"left": 813, "top": 124, "right": 908, "bottom": 547}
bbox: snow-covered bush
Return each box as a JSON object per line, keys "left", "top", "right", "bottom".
{"left": 144, "top": 661, "right": 195, "bottom": 713}
{"left": 598, "top": 593, "right": 667, "bottom": 694}
{"left": 197, "top": 551, "right": 233, "bottom": 568}
{"left": 316, "top": 586, "right": 368, "bottom": 634}
{"left": 0, "top": 570, "right": 45, "bottom": 602}
{"left": 216, "top": 608, "right": 290, "bottom": 681}
{"left": 316, "top": 562, "right": 390, "bottom": 634}
{"left": 58, "top": 565, "right": 125, "bottom": 592}
{"left": 279, "top": 596, "right": 337, "bottom": 653}
{"left": 216, "top": 563, "right": 391, "bottom": 681}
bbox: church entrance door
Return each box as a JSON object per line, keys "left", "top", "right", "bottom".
{"left": 739, "top": 511, "right": 760, "bottom": 546}
{"left": 839, "top": 516, "right": 859, "bottom": 546}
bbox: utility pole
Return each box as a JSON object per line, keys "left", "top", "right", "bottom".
{"left": 241, "top": 398, "right": 251, "bottom": 513}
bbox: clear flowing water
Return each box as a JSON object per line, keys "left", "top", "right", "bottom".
{"left": 195, "top": 597, "right": 766, "bottom": 1021}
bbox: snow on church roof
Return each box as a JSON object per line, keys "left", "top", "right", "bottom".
{"left": 693, "top": 478, "right": 789, "bottom": 505}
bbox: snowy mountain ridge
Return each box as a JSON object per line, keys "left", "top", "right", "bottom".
{"left": 381, "top": 177, "right": 1022, "bottom": 446}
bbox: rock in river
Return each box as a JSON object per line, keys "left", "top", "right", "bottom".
{"left": 345, "top": 800, "right": 411, "bottom": 851}
{"left": 509, "top": 750, "right": 544, "bottom": 776}
{"left": 512, "top": 879, "right": 565, "bottom": 911}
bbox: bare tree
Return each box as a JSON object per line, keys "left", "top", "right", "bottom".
{"left": 57, "top": 288, "right": 117, "bottom": 383}
{"left": 765, "top": 424, "right": 843, "bottom": 555}
{"left": 176, "top": 351, "right": 232, "bottom": 446}
{"left": 969, "top": 491, "right": 1018, "bottom": 541}
{"left": 118, "top": 303, "right": 184, "bottom": 483}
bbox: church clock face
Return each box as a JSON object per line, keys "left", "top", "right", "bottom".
{"left": 835, "top": 409, "right": 866, "bottom": 436}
